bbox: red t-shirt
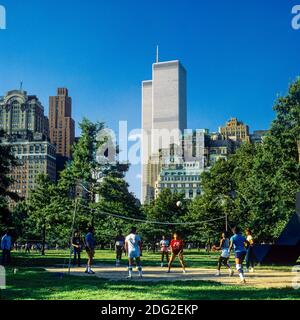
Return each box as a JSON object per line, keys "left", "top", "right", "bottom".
{"left": 170, "top": 239, "right": 183, "bottom": 252}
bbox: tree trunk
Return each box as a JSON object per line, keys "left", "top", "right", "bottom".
{"left": 297, "top": 140, "right": 300, "bottom": 164}
{"left": 41, "top": 224, "right": 46, "bottom": 256}
{"left": 152, "top": 240, "right": 156, "bottom": 253}
{"left": 91, "top": 190, "right": 95, "bottom": 226}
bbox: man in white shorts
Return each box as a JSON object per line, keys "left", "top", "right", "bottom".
{"left": 125, "top": 227, "right": 142, "bottom": 279}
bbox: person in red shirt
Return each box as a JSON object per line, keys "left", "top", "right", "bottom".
{"left": 167, "top": 232, "right": 186, "bottom": 273}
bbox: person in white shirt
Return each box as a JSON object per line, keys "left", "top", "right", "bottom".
{"left": 125, "top": 227, "right": 142, "bottom": 279}
{"left": 159, "top": 235, "right": 170, "bottom": 267}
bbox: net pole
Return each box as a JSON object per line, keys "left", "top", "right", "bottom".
{"left": 68, "top": 198, "right": 78, "bottom": 275}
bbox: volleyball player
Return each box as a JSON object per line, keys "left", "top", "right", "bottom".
{"left": 167, "top": 232, "right": 186, "bottom": 274}
{"left": 213, "top": 231, "right": 234, "bottom": 276}
{"left": 228, "top": 226, "right": 249, "bottom": 284}
{"left": 125, "top": 227, "right": 143, "bottom": 279}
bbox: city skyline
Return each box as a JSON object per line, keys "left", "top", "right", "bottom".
{"left": 1, "top": 0, "right": 300, "bottom": 199}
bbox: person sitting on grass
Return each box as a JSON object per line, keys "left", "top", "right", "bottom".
{"left": 85, "top": 226, "right": 95, "bottom": 274}
{"left": 213, "top": 231, "right": 234, "bottom": 277}
{"left": 167, "top": 232, "right": 186, "bottom": 274}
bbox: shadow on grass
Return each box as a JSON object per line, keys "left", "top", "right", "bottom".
{"left": 10, "top": 251, "right": 218, "bottom": 269}
{"left": 1, "top": 268, "right": 299, "bottom": 301}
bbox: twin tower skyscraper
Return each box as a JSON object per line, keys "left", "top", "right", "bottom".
{"left": 141, "top": 59, "right": 187, "bottom": 204}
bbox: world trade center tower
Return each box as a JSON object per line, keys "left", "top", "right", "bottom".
{"left": 141, "top": 59, "right": 187, "bottom": 204}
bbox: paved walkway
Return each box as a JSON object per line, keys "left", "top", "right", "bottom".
{"left": 46, "top": 264, "right": 295, "bottom": 289}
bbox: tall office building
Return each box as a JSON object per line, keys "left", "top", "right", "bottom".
{"left": 49, "top": 88, "right": 75, "bottom": 159}
{"left": 1, "top": 137, "right": 56, "bottom": 199}
{"left": 0, "top": 90, "right": 49, "bottom": 137}
{"left": 141, "top": 60, "right": 187, "bottom": 203}
{"left": 155, "top": 162, "right": 203, "bottom": 200}
{"left": 0, "top": 89, "right": 56, "bottom": 201}
{"left": 219, "top": 118, "right": 250, "bottom": 143}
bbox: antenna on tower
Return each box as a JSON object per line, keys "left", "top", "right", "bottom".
{"left": 156, "top": 45, "right": 159, "bottom": 63}
{"left": 20, "top": 81, "right": 23, "bottom": 91}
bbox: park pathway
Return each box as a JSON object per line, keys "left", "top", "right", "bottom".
{"left": 46, "top": 264, "right": 295, "bottom": 289}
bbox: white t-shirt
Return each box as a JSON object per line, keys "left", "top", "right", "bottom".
{"left": 160, "top": 240, "right": 169, "bottom": 247}
{"left": 160, "top": 239, "right": 169, "bottom": 252}
{"left": 125, "top": 233, "right": 141, "bottom": 254}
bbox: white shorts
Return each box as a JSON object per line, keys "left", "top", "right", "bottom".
{"left": 128, "top": 250, "right": 140, "bottom": 259}
{"left": 221, "top": 249, "right": 229, "bottom": 258}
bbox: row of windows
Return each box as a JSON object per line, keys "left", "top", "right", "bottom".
{"left": 160, "top": 176, "right": 200, "bottom": 182}
{"left": 13, "top": 146, "right": 47, "bottom": 154}
{"left": 159, "top": 183, "right": 201, "bottom": 188}
{"left": 209, "top": 149, "right": 228, "bottom": 155}
{"left": 16, "top": 156, "right": 55, "bottom": 161}
{"left": 167, "top": 188, "right": 201, "bottom": 198}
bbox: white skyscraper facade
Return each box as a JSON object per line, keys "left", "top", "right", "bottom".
{"left": 141, "top": 60, "right": 187, "bottom": 204}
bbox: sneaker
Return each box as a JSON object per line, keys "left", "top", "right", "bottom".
{"left": 245, "top": 268, "right": 249, "bottom": 273}
{"left": 160, "top": 263, "right": 164, "bottom": 267}
{"left": 250, "top": 268, "right": 254, "bottom": 273}
{"left": 215, "top": 271, "right": 221, "bottom": 276}
{"left": 240, "top": 278, "right": 246, "bottom": 284}
{"left": 167, "top": 270, "right": 170, "bottom": 273}
{"left": 229, "top": 269, "right": 234, "bottom": 277}
{"left": 88, "top": 270, "right": 95, "bottom": 274}
{"left": 183, "top": 270, "right": 186, "bottom": 274}
{"left": 84, "top": 270, "right": 88, "bottom": 274}
{"left": 127, "top": 275, "right": 132, "bottom": 279}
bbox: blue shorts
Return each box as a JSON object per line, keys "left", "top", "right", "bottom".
{"left": 235, "top": 251, "right": 246, "bottom": 260}
{"left": 128, "top": 250, "right": 140, "bottom": 259}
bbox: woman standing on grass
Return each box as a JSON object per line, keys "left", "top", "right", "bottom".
{"left": 213, "top": 231, "right": 234, "bottom": 277}
{"left": 159, "top": 235, "right": 170, "bottom": 267}
{"left": 245, "top": 228, "right": 255, "bottom": 273}
{"left": 167, "top": 232, "right": 186, "bottom": 274}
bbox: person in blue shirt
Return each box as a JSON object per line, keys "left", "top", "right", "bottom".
{"left": 85, "top": 226, "right": 95, "bottom": 274}
{"left": 229, "top": 226, "right": 249, "bottom": 283}
{"left": 1, "top": 229, "right": 12, "bottom": 266}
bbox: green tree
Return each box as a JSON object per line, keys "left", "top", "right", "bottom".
{"left": 0, "top": 135, "right": 18, "bottom": 232}
{"left": 26, "top": 174, "right": 71, "bottom": 254}
{"left": 141, "top": 189, "right": 188, "bottom": 249}
{"left": 58, "top": 118, "right": 139, "bottom": 243}
{"left": 188, "top": 78, "right": 300, "bottom": 242}
{"left": 92, "top": 175, "right": 141, "bottom": 245}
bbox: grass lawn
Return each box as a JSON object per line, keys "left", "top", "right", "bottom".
{"left": 1, "top": 250, "right": 299, "bottom": 300}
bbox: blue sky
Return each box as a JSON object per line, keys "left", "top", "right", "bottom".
{"left": 1, "top": 0, "right": 300, "bottom": 199}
